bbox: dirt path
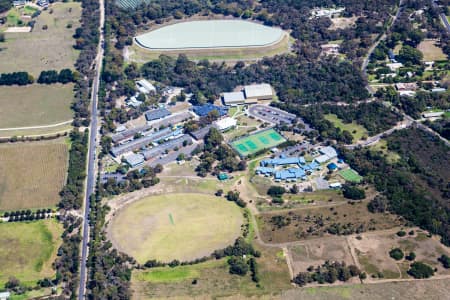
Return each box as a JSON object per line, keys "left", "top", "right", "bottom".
{"left": 0, "top": 119, "right": 73, "bottom": 131}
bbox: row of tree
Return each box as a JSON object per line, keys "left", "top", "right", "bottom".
{"left": 0, "top": 69, "right": 76, "bottom": 85}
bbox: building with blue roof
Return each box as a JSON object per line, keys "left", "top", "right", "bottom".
{"left": 327, "top": 162, "right": 338, "bottom": 171}
{"left": 256, "top": 167, "right": 275, "bottom": 175}
{"left": 260, "top": 156, "right": 306, "bottom": 167}
{"left": 192, "top": 104, "right": 228, "bottom": 117}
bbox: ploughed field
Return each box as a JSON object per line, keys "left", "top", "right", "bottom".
{"left": 0, "top": 139, "right": 69, "bottom": 211}
{"left": 108, "top": 193, "right": 244, "bottom": 263}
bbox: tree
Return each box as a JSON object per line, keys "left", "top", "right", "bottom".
{"left": 397, "top": 45, "right": 423, "bottom": 66}
{"left": 58, "top": 69, "right": 74, "bottom": 84}
{"left": 438, "top": 254, "right": 450, "bottom": 268}
{"left": 342, "top": 185, "right": 365, "bottom": 200}
{"left": 204, "top": 127, "right": 223, "bottom": 149}
{"left": 227, "top": 257, "right": 248, "bottom": 276}
{"left": 407, "top": 262, "right": 434, "bottom": 279}
{"left": 368, "top": 194, "right": 388, "bottom": 212}
{"left": 267, "top": 186, "right": 286, "bottom": 197}
{"left": 389, "top": 248, "right": 404, "bottom": 260}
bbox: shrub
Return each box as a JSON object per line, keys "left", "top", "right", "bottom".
{"left": 438, "top": 254, "right": 450, "bottom": 269}
{"left": 389, "top": 248, "right": 404, "bottom": 260}
{"left": 396, "top": 230, "right": 406, "bottom": 237}
{"left": 405, "top": 252, "right": 416, "bottom": 261}
{"left": 407, "top": 262, "right": 434, "bottom": 279}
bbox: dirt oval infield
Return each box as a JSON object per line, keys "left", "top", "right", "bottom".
{"left": 107, "top": 193, "right": 244, "bottom": 263}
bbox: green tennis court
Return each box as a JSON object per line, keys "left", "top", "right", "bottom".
{"left": 339, "top": 169, "right": 363, "bottom": 183}
{"left": 230, "top": 129, "right": 286, "bottom": 157}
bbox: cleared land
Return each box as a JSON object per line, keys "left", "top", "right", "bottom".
{"left": 349, "top": 229, "right": 450, "bottom": 279}
{"left": 230, "top": 128, "right": 286, "bottom": 157}
{"left": 0, "top": 84, "right": 73, "bottom": 129}
{"left": 0, "top": 2, "right": 81, "bottom": 75}
{"left": 132, "top": 245, "right": 291, "bottom": 299}
{"left": 108, "top": 193, "right": 244, "bottom": 263}
{"left": 288, "top": 238, "right": 357, "bottom": 278}
{"left": 0, "top": 139, "right": 69, "bottom": 211}
{"left": 324, "top": 114, "right": 368, "bottom": 142}
{"left": 0, "top": 220, "right": 63, "bottom": 286}
{"left": 258, "top": 201, "right": 403, "bottom": 243}
{"left": 417, "top": 40, "right": 447, "bottom": 61}
{"left": 282, "top": 277, "right": 450, "bottom": 300}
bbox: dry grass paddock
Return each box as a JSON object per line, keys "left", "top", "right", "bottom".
{"left": 417, "top": 40, "right": 447, "bottom": 61}
{"left": 0, "top": 138, "right": 69, "bottom": 211}
{"left": 0, "top": 84, "right": 73, "bottom": 129}
{"left": 0, "top": 2, "right": 81, "bottom": 76}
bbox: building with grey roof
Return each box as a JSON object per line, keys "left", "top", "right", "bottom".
{"left": 142, "top": 135, "right": 193, "bottom": 160}
{"left": 145, "top": 108, "right": 171, "bottom": 122}
{"left": 151, "top": 111, "right": 193, "bottom": 129}
{"left": 111, "top": 124, "right": 152, "bottom": 144}
{"left": 190, "top": 125, "right": 213, "bottom": 140}
{"left": 222, "top": 91, "right": 246, "bottom": 106}
{"left": 244, "top": 84, "right": 273, "bottom": 101}
{"left": 125, "top": 153, "right": 145, "bottom": 168}
{"left": 111, "top": 128, "right": 176, "bottom": 157}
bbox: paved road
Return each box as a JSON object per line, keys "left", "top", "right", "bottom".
{"left": 361, "top": 0, "right": 404, "bottom": 94}
{"left": 78, "top": 0, "right": 105, "bottom": 298}
{"left": 440, "top": 13, "right": 450, "bottom": 31}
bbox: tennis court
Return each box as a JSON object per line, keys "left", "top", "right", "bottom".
{"left": 339, "top": 169, "right": 363, "bottom": 183}
{"left": 230, "top": 129, "right": 286, "bottom": 156}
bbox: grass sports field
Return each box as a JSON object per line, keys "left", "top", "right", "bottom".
{"left": 230, "top": 128, "right": 286, "bottom": 156}
{"left": 0, "top": 2, "right": 81, "bottom": 76}
{"left": 339, "top": 168, "right": 363, "bottom": 183}
{"left": 0, "top": 139, "right": 69, "bottom": 211}
{"left": 108, "top": 193, "right": 244, "bottom": 263}
{"left": 0, "top": 220, "right": 63, "bottom": 286}
{"left": 0, "top": 84, "right": 73, "bottom": 129}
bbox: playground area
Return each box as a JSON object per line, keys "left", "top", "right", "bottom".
{"left": 230, "top": 128, "right": 286, "bottom": 157}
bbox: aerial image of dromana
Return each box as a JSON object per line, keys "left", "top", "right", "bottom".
{"left": 0, "top": 0, "right": 449, "bottom": 299}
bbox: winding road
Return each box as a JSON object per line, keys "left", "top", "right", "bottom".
{"left": 77, "top": 0, "right": 104, "bottom": 298}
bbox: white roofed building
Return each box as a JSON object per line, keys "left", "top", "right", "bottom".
{"left": 214, "top": 117, "right": 237, "bottom": 131}
{"left": 244, "top": 84, "right": 273, "bottom": 101}
{"left": 136, "top": 79, "right": 156, "bottom": 94}
{"left": 223, "top": 91, "right": 246, "bottom": 106}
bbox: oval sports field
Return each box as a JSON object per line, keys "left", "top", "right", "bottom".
{"left": 108, "top": 193, "right": 244, "bottom": 263}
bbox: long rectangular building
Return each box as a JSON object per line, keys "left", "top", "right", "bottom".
{"left": 111, "top": 127, "right": 175, "bottom": 157}
{"left": 111, "top": 124, "right": 152, "bottom": 144}
{"left": 142, "top": 134, "right": 193, "bottom": 160}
